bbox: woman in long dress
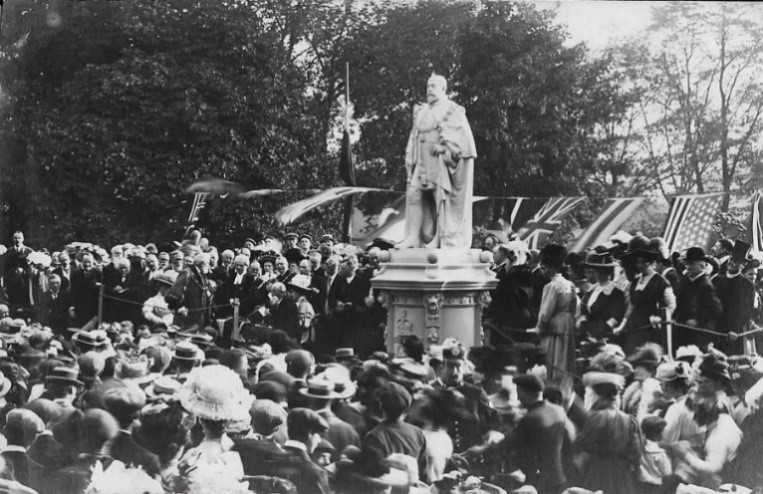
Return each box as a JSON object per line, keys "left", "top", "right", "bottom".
{"left": 537, "top": 244, "right": 577, "bottom": 382}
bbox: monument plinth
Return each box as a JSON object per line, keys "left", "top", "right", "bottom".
{"left": 372, "top": 248, "right": 497, "bottom": 354}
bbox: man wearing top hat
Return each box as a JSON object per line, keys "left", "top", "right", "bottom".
{"left": 713, "top": 240, "right": 756, "bottom": 354}
{"left": 673, "top": 247, "right": 723, "bottom": 350}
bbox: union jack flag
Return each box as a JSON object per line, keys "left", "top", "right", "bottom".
{"left": 517, "top": 197, "right": 585, "bottom": 249}
{"left": 568, "top": 197, "right": 645, "bottom": 252}
{"left": 663, "top": 192, "right": 725, "bottom": 253}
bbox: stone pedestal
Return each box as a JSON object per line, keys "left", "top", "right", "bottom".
{"left": 372, "top": 248, "right": 497, "bottom": 355}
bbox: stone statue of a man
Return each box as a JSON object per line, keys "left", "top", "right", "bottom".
{"left": 398, "top": 73, "right": 477, "bottom": 249}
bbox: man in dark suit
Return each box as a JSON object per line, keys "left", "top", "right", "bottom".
{"left": 167, "top": 254, "right": 212, "bottom": 330}
{"left": 102, "top": 387, "right": 161, "bottom": 477}
{"left": 52, "top": 252, "right": 74, "bottom": 293}
{"left": 70, "top": 253, "right": 102, "bottom": 326}
{"left": 36, "top": 274, "right": 73, "bottom": 336}
{"left": 673, "top": 247, "right": 723, "bottom": 350}
{"left": 328, "top": 255, "right": 373, "bottom": 351}
{"left": 259, "top": 408, "right": 329, "bottom": 494}
{"left": 497, "top": 374, "right": 570, "bottom": 494}
{"left": 266, "top": 282, "right": 300, "bottom": 341}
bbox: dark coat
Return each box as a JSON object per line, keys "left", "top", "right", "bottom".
{"left": 216, "top": 271, "right": 255, "bottom": 318}
{"left": 713, "top": 273, "right": 756, "bottom": 354}
{"left": 579, "top": 285, "right": 627, "bottom": 340}
{"left": 488, "top": 264, "right": 535, "bottom": 330}
{"left": 662, "top": 267, "right": 685, "bottom": 299}
{"left": 70, "top": 269, "right": 102, "bottom": 326}
{"left": 232, "top": 437, "right": 286, "bottom": 477}
{"left": 52, "top": 266, "right": 73, "bottom": 293}
{"left": 363, "top": 420, "right": 428, "bottom": 478}
{"left": 108, "top": 431, "right": 161, "bottom": 477}
{"left": 318, "top": 410, "right": 360, "bottom": 461}
{"left": 167, "top": 266, "right": 211, "bottom": 330}
{"left": 35, "top": 290, "right": 73, "bottom": 335}
{"left": 674, "top": 273, "right": 723, "bottom": 349}
{"left": 27, "top": 433, "right": 71, "bottom": 494}
{"left": 504, "top": 400, "right": 569, "bottom": 494}
{"left": 327, "top": 271, "right": 372, "bottom": 348}
{"left": 264, "top": 443, "right": 330, "bottom": 494}
{"left": 268, "top": 296, "right": 300, "bottom": 341}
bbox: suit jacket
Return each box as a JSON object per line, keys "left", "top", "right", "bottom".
{"left": 232, "top": 437, "right": 286, "bottom": 477}
{"left": 3, "top": 246, "right": 33, "bottom": 274}
{"left": 504, "top": 400, "right": 568, "bottom": 493}
{"left": 167, "top": 266, "right": 211, "bottom": 329}
{"left": 52, "top": 266, "right": 73, "bottom": 293}
{"left": 108, "top": 431, "right": 161, "bottom": 477}
{"left": 264, "top": 443, "right": 329, "bottom": 494}
{"left": 269, "top": 296, "right": 300, "bottom": 340}
{"left": 70, "top": 269, "right": 102, "bottom": 326}
{"left": 674, "top": 273, "right": 722, "bottom": 329}
{"left": 662, "top": 267, "right": 684, "bottom": 299}
{"left": 318, "top": 410, "right": 360, "bottom": 461}
{"left": 328, "top": 271, "right": 371, "bottom": 314}
{"left": 488, "top": 265, "right": 535, "bottom": 329}
{"left": 217, "top": 271, "right": 255, "bottom": 318}
{"left": 36, "top": 290, "right": 73, "bottom": 335}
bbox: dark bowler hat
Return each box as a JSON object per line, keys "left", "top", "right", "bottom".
{"left": 682, "top": 246, "right": 713, "bottom": 263}
{"left": 45, "top": 366, "right": 84, "bottom": 387}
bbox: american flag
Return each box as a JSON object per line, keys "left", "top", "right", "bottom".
{"left": 663, "top": 192, "right": 725, "bottom": 253}
{"left": 517, "top": 197, "right": 585, "bottom": 249}
{"left": 568, "top": 197, "right": 645, "bottom": 252}
{"left": 745, "top": 189, "right": 762, "bottom": 253}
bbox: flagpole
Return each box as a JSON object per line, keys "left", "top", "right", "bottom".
{"left": 341, "top": 62, "right": 354, "bottom": 243}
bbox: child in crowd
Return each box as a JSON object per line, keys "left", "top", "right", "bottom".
{"left": 638, "top": 415, "right": 672, "bottom": 494}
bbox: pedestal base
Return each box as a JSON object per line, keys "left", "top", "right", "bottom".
{"left": 372, "top": 248, "right": 497, "bottom": 355}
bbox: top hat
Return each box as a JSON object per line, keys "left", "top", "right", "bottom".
{"left": 682, "top": 246, "right": 713, "bottom": 263}
{"left": 731, "top": 240, "right": 752, "bottom": 263}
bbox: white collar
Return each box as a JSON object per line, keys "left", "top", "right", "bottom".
{"left": 284, "top": 440, "right": 308, "bottom": 452}
{"left": 1, "top": 445, "right": 26, "bottom": 454}
{"left": 726, "top": 270, "right": 741, "bottom": 279}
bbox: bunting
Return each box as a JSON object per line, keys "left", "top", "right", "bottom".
{"left": 517, "top": 197, "right": 585, "bottom": 249}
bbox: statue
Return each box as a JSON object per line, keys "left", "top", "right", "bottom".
{"left": 397, "top": 73, "right": 477, "bottom": 249}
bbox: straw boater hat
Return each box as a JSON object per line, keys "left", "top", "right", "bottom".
{"left": 45, "top": 366, "right": 84, "bottom": 387}
{"left": 299, "top": 378, "right": 345, "bottom": 400}
{"left": 71, "top": 330, "right": 108, "bottom": 350}
{"left": 172, "top": 342, "right": 204, "bottom": 362}
{"left": 178, "top": 365, "right": 254, "bottom": 422}
{"left": 312, "top": 364, "right": 357, "bottom": 400}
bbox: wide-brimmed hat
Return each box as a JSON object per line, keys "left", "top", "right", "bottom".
{"left": 145, "top": 376, "right": 182, "bottom": 398}
{"left": 540, "top": 244, "right": 568, "bottom": 270}
{"left": 313, "top": 364, "right": 357, "bottom": 399}
{"left": 627, "top": 343, "right": 663, "bottom": 370}
{"left": 45, "top": 366, "right": 84, "bottom": 387}
{"left": 172, "top": 342, "right": 203, "bottom": 361}
{"left": 622, "top": 234, "right": 660, "bottom": 262}
{"left": 584, "top": 252, "right": 618, "bottom": 268}
{"left": 699, "top": 355, "right": 731, "bottom": 382}
{"left": 682, "top": 246, "right": 713, "bottom": 263}
{"left": 178, "top": 365, "right": 253, "bottom": 421}
{"left": 299, "top": 377, "right": 345, "bottom": 400}
{"left": 0, "top": 371, "right": 12, "bottom": 398}
{"left": 72, "top": 330, "right": 108, "bottom": 349}
{"left": 287, "top": 275, "right": 313, "bottom": 296}
{"left": 656, "top": 361, "right": 692, "bottom": 382}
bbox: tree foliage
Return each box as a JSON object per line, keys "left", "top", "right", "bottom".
{"left": 0, "top": 0, "right": 642, "bottom": 248}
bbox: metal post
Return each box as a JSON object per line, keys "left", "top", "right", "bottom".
{"left": 232, "top": 298, "right": 241, "bottom": 343}
{"left": 97, "top": 283, "right": 104, "bottom": 328}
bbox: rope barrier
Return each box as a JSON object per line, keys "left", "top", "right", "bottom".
{"left": 100, "top": 293, "right": 234, "bottom": 312}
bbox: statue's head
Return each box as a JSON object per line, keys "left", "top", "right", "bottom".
{"left": 427, "top": 73, "right": 447, "bottom": 104}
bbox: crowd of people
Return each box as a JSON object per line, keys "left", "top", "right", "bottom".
{"left": 0, "top": 227, "right": 760, "bottom": 493}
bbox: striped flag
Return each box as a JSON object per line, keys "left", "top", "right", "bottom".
{"left": 517, "top": 197, "right": 585, "bottom": 249}
{"left": 274, "top": 186, "right": 388, "bottom": 225}
{"left": 187, "top": 193, "right": 211, "bottom": 225}
{"left": 568, "top": 197, "right": 645, "bottom": 251}
{"left": 745, "top": 189, "right": 762, "bottom": 253}
{"left": 663, "top": 192, "right": 725, "bottom": 253}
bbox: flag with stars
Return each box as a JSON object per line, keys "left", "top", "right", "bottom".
{"left": 663, "top": 192, "right": 725, "bottom": 253}
{"left": 517, "top": 197, "right": 585, "bottom": 249}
